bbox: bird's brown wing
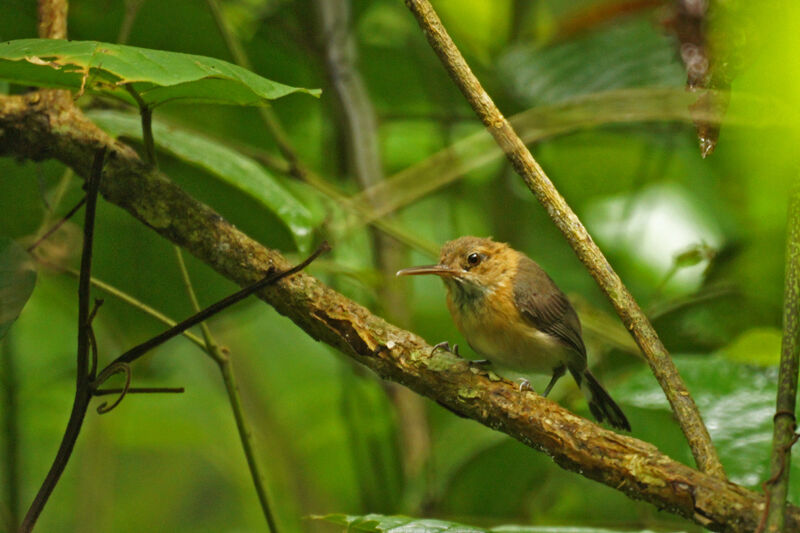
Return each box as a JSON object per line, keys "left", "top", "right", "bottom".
{"left": 512, "top": 256, "right": 587, "bottom": 364}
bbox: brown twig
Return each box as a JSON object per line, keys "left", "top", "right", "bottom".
{"left": 401, "top": 0, "right": 725, "bottom": 480}
{"left": 668, "top": 0, "right": 732, "bottom": 157}
{"left": 19, "top": 148, "right": 106, "bottom": 533}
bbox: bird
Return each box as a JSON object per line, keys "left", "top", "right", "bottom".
{"left": 397, "top": 236, "right": 630, "bottom": 431}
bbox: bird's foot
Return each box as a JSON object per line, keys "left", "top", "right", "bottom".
{"left": 469, "top": 359, "right": 492, "bottom": 368}
{"left": 431, "top": 341, "right": 460, "bottom": 357}
{"left": 517, "top": 378, "right": 534, "bottom": 392}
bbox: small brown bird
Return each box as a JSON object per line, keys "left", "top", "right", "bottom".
{"left": 397, "top": 236, "right": 630, "bottom": 431}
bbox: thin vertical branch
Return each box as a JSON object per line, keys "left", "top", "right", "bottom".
{"left": 20, "top": 148, "right": 106, "bottom": 533}
{"left": 763, "top": 181, "right": 800, "bottom": 532}
{"left": 217, "top": 356, "right": 279, "bottom": 532}
{"left": 174, "top": 248, "right": 280, "bottom": 533}
{"left": 1, "top": 333, "right": 20, "bottom": 532}
{"left": 402, "top": 0, "right": 725, "bottom": 478}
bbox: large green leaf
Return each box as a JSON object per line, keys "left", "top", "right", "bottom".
{"left": 615, "top": 355, "right": 787, "bottom": 496}
{"left": 88, "top": 109, "right": 319, "bottom": 251}
{"left": 0, "top": 39, "right": 320, "bottom": 107}
{"left": 0, "top": 237, "right": 36, "bottom": 340}
{"left": 313, "top": 513, "right": 679, "bottom": 532}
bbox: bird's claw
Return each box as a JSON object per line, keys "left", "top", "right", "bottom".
{"left": 431, "top": 341, "right": 460, "bottom": 357}
{"left": 469, "top": 359, "right": 492, "bottom": 368}
{"left": 518, "top": 378, "right": 533, "bottom": 392}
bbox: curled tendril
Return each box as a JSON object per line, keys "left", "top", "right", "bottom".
{"left": 91, "top": 362, "right": 131, "bottom": 414}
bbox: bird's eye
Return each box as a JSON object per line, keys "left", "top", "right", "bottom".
{"left": 467, "top": 252, "right": 482, "bottom": 267}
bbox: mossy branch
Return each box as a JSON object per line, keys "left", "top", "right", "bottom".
{"left": 0, "top": 91, "right": 791, "bottom": 531}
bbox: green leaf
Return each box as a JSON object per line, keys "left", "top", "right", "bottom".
{"left": 615, "top": 355, "right": 788, "bottom": 496}
{"left": 88, "top": 109, "right": 319, "bottom": 251}
{"left": 311, "top": 514, "right": 680, "bottom": 532}
{"left": 0, "top": 39, "right": 320, "bottom": 107}
{"left": 0, "top": 237, "right": 36, "bottom": 340}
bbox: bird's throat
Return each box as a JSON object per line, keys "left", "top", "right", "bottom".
{"left": 444, "top": 277, "right": 487, "bottom": 313}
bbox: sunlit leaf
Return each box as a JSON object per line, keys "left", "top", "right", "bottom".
{"left": 88, "top": 109, "right": 319, "bottom": 251}
{"left": 0, "top": 39, "right": 320, "bottom": 107}
{"left": 0, "top": 237, "right": 36, "bottom": 340}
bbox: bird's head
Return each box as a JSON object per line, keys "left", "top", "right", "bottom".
{"left": 397, "top": 236, "right": 515, "bottom": 303}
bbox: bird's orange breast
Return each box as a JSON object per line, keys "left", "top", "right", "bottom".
{"left": 445, "top": 260, "right": 568, "bottom": 374}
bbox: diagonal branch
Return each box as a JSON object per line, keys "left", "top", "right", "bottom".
{"left": 401, "top": 0, "right": 725, "bottom": 479}
{"left": 0, "top": 90, "right": 790, "bottom": 532}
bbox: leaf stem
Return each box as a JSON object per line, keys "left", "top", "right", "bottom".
{"left": 124, "top": 85, "right": 157, "bottom": 167}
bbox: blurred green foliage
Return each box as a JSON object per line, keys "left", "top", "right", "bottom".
{"left": 1, "top": 0, "right": 800, "bottom": 532}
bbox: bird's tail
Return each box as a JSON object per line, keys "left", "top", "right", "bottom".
{"left": 569, "top": 367, "right": 630, "bottom": 431}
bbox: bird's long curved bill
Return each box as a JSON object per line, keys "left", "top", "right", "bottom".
{"left": 396, "top": 265, "right": 459, "bottom": 277}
